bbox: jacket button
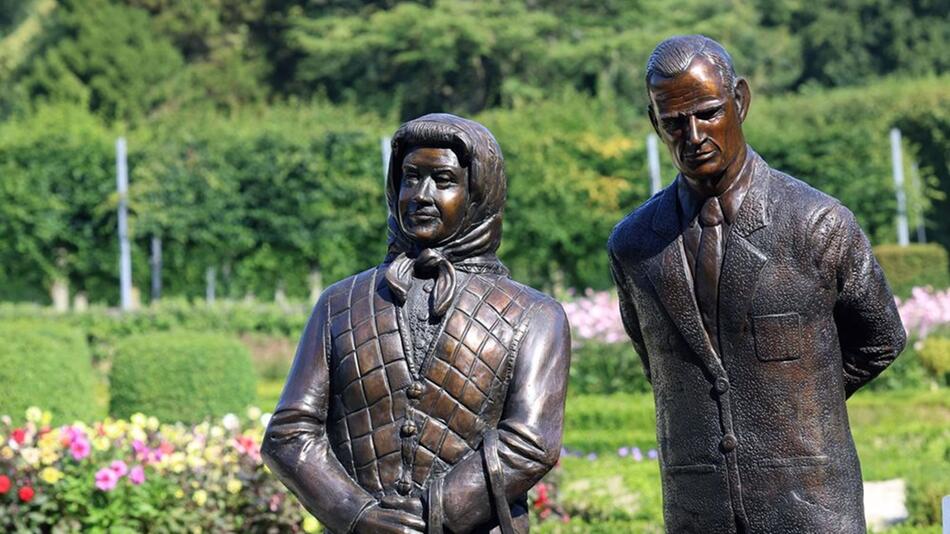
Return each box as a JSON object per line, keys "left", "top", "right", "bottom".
{"left": 396, "top": 477, "right": 413, "bottom": 495}
{"left": 401, "top": 421, "right": 418, "bottom": 437}
{"left": 720, "top": 433, "right": 738, "bottom": 452}
{"left": 715, "top": 377, "right": 730, "bottom": 394}
{"left": 407, "top": 381, "right": 425, "bottom": 399}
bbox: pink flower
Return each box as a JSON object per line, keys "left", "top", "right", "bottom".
{"left": 128, "top": 465, "right": 145, "bottom": 485}
{"left": 109, "top": 460, "right": 129, "bottom": 477}
{"left": 70, "top": 438, "right": 91, "bottom": 460}
{"left": 95, "top": 467, "right": 119, "bottom": 491}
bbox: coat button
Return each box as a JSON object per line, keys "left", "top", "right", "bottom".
{"left": 407, "top": 381, "right": 425, "bottom": 399}
{"left": 423, "top": 281, "right": 434, "bottom": 293}
{"left": 720, "top": 433, "right": 738, "bottom": 452}
{"left": 715, "top": 377, "right": 730, "bottom": 394}
{"left": 396, "top": 477, "right": 413, "bottom": 495}
{"left": 401, "top": 421, "right": 418, "bottom": 437}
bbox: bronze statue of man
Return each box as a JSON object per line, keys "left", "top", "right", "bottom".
{"left": 608, "top": 35, "right": 906, "bottom": 533}
{"left": 263, "top": 113, "right": 570, "bottom": 534}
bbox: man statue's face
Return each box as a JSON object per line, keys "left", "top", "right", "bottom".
{"left": 648, "top": 56, "right": 749, "bottom": 190}
{"left": 398, "top": 147, "right": 469, "bottom": 246}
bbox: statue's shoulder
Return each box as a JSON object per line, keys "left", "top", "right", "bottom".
{"left": 608, "top": 186, "right": 670, "bottom": 264}
{"left": 763, "top": 164, "right": 846, "bottom": 228}
{"left": 318, "top": 266, "right": 384, "bottom": 313}
{"left": 479, "top": 275, "right": 565, "bottom": 323}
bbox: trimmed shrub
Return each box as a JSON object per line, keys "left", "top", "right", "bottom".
{"left": 918, "top": 336, "right": 950, "bottom": 386}
{"left": 873, "top": 243, "right": 950, "bottom": 298}
{"left": 569, "top": 341, "right": 651, "bottom": 395}
{"left": 0, "top": 321, "right": 98, "bottom": 423}
{"left": 110, "top": 332, "right": 256, "bottom": 423}
{"left": 905, "top": 465, "right": 950, "bottom": 526}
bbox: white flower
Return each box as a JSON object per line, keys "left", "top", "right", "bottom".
{"left": 259, "top": 413, "right": 272, "bottom": 427}
{"left": 25, "top": 407, "right": 43, "bottom": 423}
{"left": 246, "top": 406, "right": 262, "bottom": 421}
{"left": 221, "top": 413, "right": 240, "bottom": 432}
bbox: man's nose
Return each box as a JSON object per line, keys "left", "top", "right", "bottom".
{"left": 687, "top": 115, "right": 703, "bottom": 146}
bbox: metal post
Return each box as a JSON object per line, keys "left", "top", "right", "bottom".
{"left": 150, "top": 236, "right": 162, "bottom": 301}
{"left": 206, "top": 266, "right": 216, "bottom": 304}
{"left": 647, "top": 134, "right": 662, "bottom": 195}
{"left": 910, "top": 162, "right": 927, "bottom": 244}
{"left": 116, "top": 137, "right": 132, "bottom": 311}
{"left": 889, "top": 128, "right": 910, "bottom": 246}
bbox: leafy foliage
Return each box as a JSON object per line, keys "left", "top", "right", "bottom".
{"left": 109, "top": 332, "right": 256, "bottom": 423}
{"left": 0, "top": 320, "right": 99, "bottom": 423}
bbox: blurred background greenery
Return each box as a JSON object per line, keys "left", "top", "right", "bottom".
{"left": 0, "top": 0, "right": 948, "bottom": 301}
{"left": 1, "top": 0, "right": 949, "bottom": 532}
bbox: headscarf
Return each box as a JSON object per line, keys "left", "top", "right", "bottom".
{"left": 384, "top": 113, "right": 508, "bottom": 318}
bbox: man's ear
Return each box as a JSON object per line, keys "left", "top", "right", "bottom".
{"left": 648, "top": 105, "right": 661, "bottom": 137}
{"left": 734, "top": 77, "right": 751, "bottom": 123}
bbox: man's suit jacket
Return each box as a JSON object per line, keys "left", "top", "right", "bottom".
{"left": 607, "top": 151, "right": 906, "bottom": 533}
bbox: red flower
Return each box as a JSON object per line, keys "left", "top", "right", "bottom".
{"left": 18, "top": 486, "right": 35, "bottom": 503}
{"left": 11, "top": 428, "right": 26, "bottom": 445}
{"left": 0, "top": 475, "right": 10, "bottom": 494}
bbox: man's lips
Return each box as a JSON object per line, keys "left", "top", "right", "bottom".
{"left": 683, "top": 150, "right": 716, "bottom": 163}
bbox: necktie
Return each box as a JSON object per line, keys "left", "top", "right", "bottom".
{"left": 695, "top": 197, "right": 724, "bottom": 352}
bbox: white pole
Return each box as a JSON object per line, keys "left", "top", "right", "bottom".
{"left": 889, "top": 128, "right": 910, "bottom": 246}
{"left": 647, "top": 134, "right": 662, "bottom": 195}
{"left": 116, "top": 137, "right": 132, "bottom": 311}
{"left": 910, "top": 161, "right": 926, "bottom": 244}
{"left": 150, "top": 235, "right": 162, "bottom": 301}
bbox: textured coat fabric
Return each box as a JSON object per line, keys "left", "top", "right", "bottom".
{"left": 261, "top": 266, "right": 570, "bottom": 534}
{"left": 607, "top": 151, "right": 906, "bottom": 534}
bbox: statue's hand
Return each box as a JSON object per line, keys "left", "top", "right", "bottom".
{"left": 380, "top": 494, "right": 425, "bottom": 517}
{"left": 354, "top": 501, "right": 425, "bottom": 534}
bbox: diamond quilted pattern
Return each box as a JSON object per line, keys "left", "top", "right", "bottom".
{"left": 324, "top": 268, "right": 542, "bottom": 496}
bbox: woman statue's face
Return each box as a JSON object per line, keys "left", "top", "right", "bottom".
{"left": 398, "top": 147, "right": 469, "bottom": 246}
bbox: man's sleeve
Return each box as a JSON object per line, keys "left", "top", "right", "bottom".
{"left": 825, "top": 204, "right": 907, "bottom": 397}
{"left": 609, "top": 249, "right": 651, "bottom": 383}
{"left": 432, "top": 299, "right": 571, "bottom": 533}
{"left": 261, "top": 294, "right": 376, "bottom": 533}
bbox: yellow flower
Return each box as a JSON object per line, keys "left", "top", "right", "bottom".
{"left": 40, "top": 467, "right": 64, "bottom": 484}
{"left": 131, "top": 413, "right": 147, "bottom": 428}
{"left": 226, "top": 479, "right": 242, "bottom": 494}
{"left": 40, "top": 448, "right": 59, "bottom": 465}
{"left": 246, "top": 406, "right": 262, "bottom": 421}
{"left": 302, "top": 515, "right": 322, "bottom": 533}
{"left": 1, "top": 447, "right": 14, "bottom": 460}
{"left": 40, "top": 411, "right": 52, "bottom": 427}
{"left": 174, "top": 488, "right": 185, "bottom": 499}
{"left": 25, "top": 407, "right": 43, "bottom": 423}
{"left": 93, "top": 436, "right": 110, "bottom": 452}
{"left": 146, "top": 416, "right": 160, "bottom": 432}
{"left": 129, "top": 427, "right": 147, "bottom": 443}
{"left": 192, "top": 489, "right": 208, "bottom": 507}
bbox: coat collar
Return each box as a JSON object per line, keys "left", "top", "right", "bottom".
{"left": 644, "top": 151, "right": 772, "bottom": 379}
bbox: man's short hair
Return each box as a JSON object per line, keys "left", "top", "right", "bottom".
{"left": 646, "top": 35, "right": 737, "bottom": 89}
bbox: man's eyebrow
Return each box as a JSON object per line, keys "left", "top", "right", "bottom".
{"left": 658, "top": 100, "right": 725, "bottom": 120}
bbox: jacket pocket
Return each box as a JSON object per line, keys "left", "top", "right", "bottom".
{"left": 752, "top": 312, "right": 803, "bottom": 362}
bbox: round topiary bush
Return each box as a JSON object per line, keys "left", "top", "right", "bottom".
{"left": 0, "top": 320, "right": 99, "bottom": 423}
{"left": 110, "top": 331, "right": 256, "bottom": 424}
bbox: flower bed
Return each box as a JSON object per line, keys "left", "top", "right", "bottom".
{"left": 0, "top": 407, "right": 319, "bottom": 533}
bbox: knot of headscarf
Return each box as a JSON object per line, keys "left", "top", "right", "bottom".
{"left": 384, "top": 214, "right": 508, "bottom": 318}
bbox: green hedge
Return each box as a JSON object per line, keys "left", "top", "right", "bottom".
{"left": 0, "top": 321, "right": 98, "bottom": 423}
{"left": 874, "top": 243, "right": 950, "bottom": 298}
{"left": 919, "top": 337, "right": 950, "bottom": 387}
{"left": 569, "top": 341, "right": 651, "bottom": 395}
{"left": 110, "top": 331, "right": 256, "bottom": 424}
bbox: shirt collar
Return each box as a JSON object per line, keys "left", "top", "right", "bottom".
{"left": 677, "top": 147, "right": 755, "bottom": 227}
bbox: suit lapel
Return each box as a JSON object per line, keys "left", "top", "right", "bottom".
{"left": 719, "top": 156, "right": 771, "bottom": 339}
{"left": 646, "top": 185, "right": 725, "bottom": 380}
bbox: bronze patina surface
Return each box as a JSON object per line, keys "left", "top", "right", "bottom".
{"left": 263, "top": 114, "right": 571, "bottom": 534}
{"left": 607, "top": 35, "right": 906, "bottom": 533}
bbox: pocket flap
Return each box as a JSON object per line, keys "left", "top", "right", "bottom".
{"left": 752, "top": 312, "right": 802, "bottom": 362}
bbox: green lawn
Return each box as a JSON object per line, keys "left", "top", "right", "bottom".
{"left": 256, "top": 381, "right": 949, "bottom": 530}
